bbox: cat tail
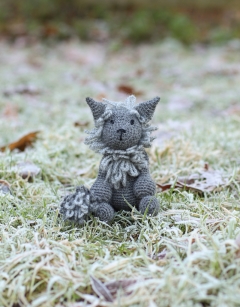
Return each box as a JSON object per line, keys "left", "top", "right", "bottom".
{"left": 60, "top": 186, "right": 94, "bottom": 225}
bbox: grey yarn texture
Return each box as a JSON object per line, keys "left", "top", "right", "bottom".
{"left": 60, "top": 95, "right": 160, "bottom": 223}
{"left": 99, "top": 145, "right": 148, "bottom": 189}
{"left": 59, "top": 186, "right": 91, "bottom": 224}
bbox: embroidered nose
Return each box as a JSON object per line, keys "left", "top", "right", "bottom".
{"left": 117, "top": 129, "right": 126, "bottom": 141}
{"left": 117, "top": 129, "right": 126, "bottom": 134}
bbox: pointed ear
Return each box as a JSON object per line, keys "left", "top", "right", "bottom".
{"left": 134, "top": 96, "right": 160, "bottom": 122}
{"left": 86, "top": 97, "right": 106, "bottom": 121}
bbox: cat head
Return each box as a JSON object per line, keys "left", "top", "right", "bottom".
{"left": 85, "top": 95, "right": 160, "bottom": 151}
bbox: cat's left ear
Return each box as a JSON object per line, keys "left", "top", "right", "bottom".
{"left": 86, "top": 97, "right": 106, "bottom": 121}
{"left": 134, "top": 96, "right": 160, "bottom": 122}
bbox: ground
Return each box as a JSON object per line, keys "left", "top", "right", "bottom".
{"left": 0, "top": 38, "right": 240, "bottom": 307}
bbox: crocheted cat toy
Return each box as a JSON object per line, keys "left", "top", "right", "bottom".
{"left": 60, "top": 95, "right": 160, "bottom": 224}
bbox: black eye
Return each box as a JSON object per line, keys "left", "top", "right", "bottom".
{"left": 130, "top": 119, "right": 134, "bottom": 125}
{"left": 110, "top": 119, "right": 114, "bottom": 124}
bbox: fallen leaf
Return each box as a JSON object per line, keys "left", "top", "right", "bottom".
{"left": 15, "top": 161, "right": 41, "bottom": 180}
{"left": 181, "top": 169, "right": 227, "bottom": 193}
{"left": 204, "top": 162, "right": 209, "bottom": 171}
{"left": 105, "top": 279, "right": 136, "bottom": 297}
{"left": 1, "top": 131, "right": 40, "bottom": 152}
{"left": 90, "top": 276, "right": 113, "bottom": 302}
{"left": 117, "top": 84, "right": 143, "bottom": 96}
{"left": 3, "top": 84, "right": 41, "bottom": 97}
{"left": 157, "top": 182, "right": 175, "bottom": 192}
{"left": 6, "top": 22, "right": 26, "bottom": 36}
{"left": 177, "top": 176, "right": 196, "bottom": 185}
{"left": 0, "top": 180, "right": 11, "bottom": 194}
{"left": 42, "top": 24, "right": 59, "bottom": 37}
{"left": 74, "top": 121, "right": 89, "bottom": 127}
{"left": 157, "top": 166, "right": 228, "bottom": 193}
{"left": 135, "top": 69, "right": 144, "bottom": 76}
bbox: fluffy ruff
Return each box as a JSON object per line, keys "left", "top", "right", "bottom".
{"left": 100, "top": 145, "right": 148, "bottom": 189}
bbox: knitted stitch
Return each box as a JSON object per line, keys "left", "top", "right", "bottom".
{"left": 99, "top": 145, "right": 148, "bottom": 189}
{"left": 60, "top": 95, "right": 160, "bottom": 223}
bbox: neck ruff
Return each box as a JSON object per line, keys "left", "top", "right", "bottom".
{"left": 99, "top": 145, "right": 148, "bottom": 189}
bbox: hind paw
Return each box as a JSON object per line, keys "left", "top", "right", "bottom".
{"left": 95, "top": 203, "right": 115, "bottom": 223}
{"left": 139, "top": 196, "right": 159, "bottom": 216}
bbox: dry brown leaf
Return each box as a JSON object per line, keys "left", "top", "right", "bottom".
{"left": 6, "top": 21, "right": 26, "bottom": 36}
{"left": 157, "top": 183, "right": 175, "bottom": 192}
{"left": 74, "top": 121, "right": 89, "bottom": 128}
{"left": 0, "top": 180, "right": 11, "bottom": 194}
{"left": 135, "top": 69, "right": 144, "bottom": 76}
{"left": 182, "top": 169, "right": 227, "bottom": 192}
{"left": 204, "top": 162, "right": 209, "bottom": 171}
{"left": 157, "top": 166, "right": 228, "bottom": 193}
{"left": 1, "top": 131, "right": 40, "bottom": 152}
{"left": 16, "top": 161, "right": 41, "bottom": 180}
{"left": 117, "top": 84, "right": 143, "bottom": 96}
{"left": 90, "top": 276, "right": 113, "bottom": 302}
{"left": 42, "top": 24, "right": 59, "bottom": 37}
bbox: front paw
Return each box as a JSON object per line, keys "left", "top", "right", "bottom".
{"left": 134, "top": 176, "right": 156, "bottom": 198}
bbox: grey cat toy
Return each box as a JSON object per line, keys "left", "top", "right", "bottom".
{"left": 60, "top": 95, "right": 160, "bottom": 224}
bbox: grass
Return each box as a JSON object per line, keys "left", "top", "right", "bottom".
{"left": 0, "top": 38, "right": 240, "bottom": 306}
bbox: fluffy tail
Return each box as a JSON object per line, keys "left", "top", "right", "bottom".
{"left": 60, "top": 186, "right": 92, "bottom": 224}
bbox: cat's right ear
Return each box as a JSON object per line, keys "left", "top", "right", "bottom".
{"left": 86, "top": 97, "right": 106, "bottom": 121}
{"left": 134, "top": 96, "right": 160, "bottom": 122}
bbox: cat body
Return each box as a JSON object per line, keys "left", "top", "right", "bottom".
{"left": 60, "top": 95, "right": 160, "bottom": 223}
